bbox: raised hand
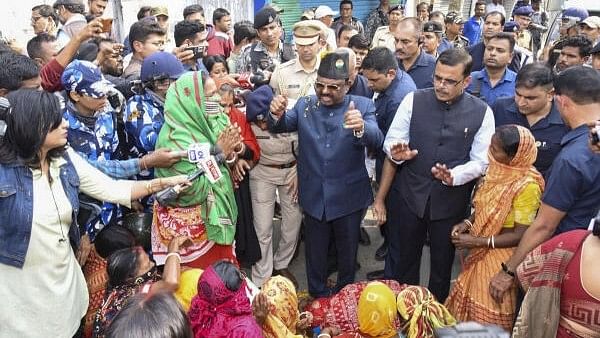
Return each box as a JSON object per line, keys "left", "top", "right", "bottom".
{"left": 343, "top": 101, "right": 364, "bottom": 132}
{"left": 389, "top": 142, "right": 418, "bottom": 161}
{"left": 431, "top": 163, "right": 454, "bottom": 186}
{"left": 269, "top": 95, "right": 288, "bottom": 117}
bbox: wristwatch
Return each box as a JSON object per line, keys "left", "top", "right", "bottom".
{"left": 501, "top": 262, "right": 515, "bottom": 277}
{"left": 353, "top": 128, "right": 364, "bottom": 138}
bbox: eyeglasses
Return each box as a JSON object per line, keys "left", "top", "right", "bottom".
{"left": 314, "top": 81, "right": 344, "bottom": 91}
{"left": 433, "top": 74, "right": 465, "bottom": 87}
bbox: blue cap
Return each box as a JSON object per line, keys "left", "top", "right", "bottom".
{"left": 562, "top": 7, "right": 589, "bottom": 22}
{"left": 141, "top": 51, "right": 186, "bottom": 83}
{"left": 245, "top": 85, "right": 273, "bottom": 122}
{"left": 504, "top": 21, "right": 520, "bottom": 32}
{"left": 514, "top": 5, "right": 533, "bottom": 16}
{"left": 61, "top": 60, "right": 113, "bottom": 98}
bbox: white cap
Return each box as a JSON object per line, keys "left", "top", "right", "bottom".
{"left": 314, "top": 5, "right": 338, "bottom": 19}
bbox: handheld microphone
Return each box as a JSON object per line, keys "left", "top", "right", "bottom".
{"left": 154, "top": 152, "right": 227, "bottom": 205}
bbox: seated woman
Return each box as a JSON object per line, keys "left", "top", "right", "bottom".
{"left": 83, "top": 225, "right": 137, "bottom": 337}
{"left": 106, "top": 291, "right": 193, "bottom": 338}
{"left": 93, "top": 236, "right": 190, "bottom": 337}
{"left": 151, "top": 71, "right": 243, "bottom": 269}
{"left": 0, "top": 90, "right": 186, "bottom": 337}
{"left": 253, "top": 275, "right": 312, "bottom": 338}
{"left": 306, "top": 280, "right": 406, "bottom": 335}
{"left": 445, "top": 125, "right": 545, "bottom": 330}
{"left": 513, "top": 217, "right": 600, "bottom": 338}
{"left": 188, "top": 260, "right": 263, "bottom": 337}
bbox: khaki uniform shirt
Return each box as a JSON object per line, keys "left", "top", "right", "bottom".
{"left": 250, "top": 124, "right": 298, "bottom": 182}
{"left": 371, "top": 26, "right": 396, "bottom": 52}
{"left": 516, "top": 30, "right": 533, "bottom": 52}
{"left": 269, "top": 58, "right": 319, "bottom": 104}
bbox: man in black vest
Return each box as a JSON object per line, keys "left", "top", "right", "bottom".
{"left": 380, "top": 48, "right": 495, "bottom": 302}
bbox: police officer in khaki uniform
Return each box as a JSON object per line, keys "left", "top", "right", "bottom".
{"left": 443, "top": 11, "right": 470, "bottom": 49}
{"left": 371, "top": 5, "right": 404, "bottom": 52}
{"left": 270, "top": 20, "right": 323, "bottom": 103}
{"left": 246, "top": 84, "right": 301, "bottom": 288}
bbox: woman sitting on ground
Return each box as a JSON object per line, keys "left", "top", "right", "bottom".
{"left": 188, "top": 260, "right": 264, "bottom": 337}
{"left": 93, "top": 236, "right": 190, "bottom": 337}
{"left": 445, "top": 125, "right": 544, "bottom": 330}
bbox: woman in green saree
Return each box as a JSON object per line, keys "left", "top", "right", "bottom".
{"left": 151, "top": 71, "right": 243, "bottom": 269}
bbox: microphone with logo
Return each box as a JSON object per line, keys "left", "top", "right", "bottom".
{"left": 155, "top": 144, "right": 226, "bottom": 205}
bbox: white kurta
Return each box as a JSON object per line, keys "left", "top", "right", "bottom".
{"left": 0, "top": 148, "right": 133, "bottom": 338}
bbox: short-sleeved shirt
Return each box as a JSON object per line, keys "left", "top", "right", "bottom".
{"left": 371, "top": 26, "right": 395, "bottom": 51}
{"left": 492, "top": 97, "right": 568, "bottom": 176}
{"left": 542, "top": 125, "right": 600, "bottom": 233}
{"left": 468, "top": 68, "right": 517, "bottom": 106}
{"left": 398, "top": 50, "right": 436, "bottom": 89}
{"left": 269, "top": 58, "right": 319, "bottom": 100}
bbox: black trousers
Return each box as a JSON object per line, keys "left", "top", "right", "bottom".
{"left": 304, "top": 209, "right": 364, "bottom": 298}
{"left": 384, "top": 188, "right": 462, "bottom": 302}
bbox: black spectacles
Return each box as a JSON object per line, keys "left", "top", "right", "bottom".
{"left": 314, "top": 81, "right": 344, "bottom": 91}
{"left": 433, "top": 74, "right": 465, "bottom": 87}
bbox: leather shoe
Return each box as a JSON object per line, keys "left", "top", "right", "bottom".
{"left": 273, "top": 268, "right": 299, "bottom": 289}
{"left": 375, "top": 242, "right": 388, "bottom": 261}
{"left": 359, "top": 228, "right": 371, "bottom": 246}
{"left": 366, "top": 269, "right": 385, "bottom": 281}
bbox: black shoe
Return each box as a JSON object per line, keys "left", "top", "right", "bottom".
{"left": 375, "top": 242, "right": 388, "bottom": 261}
{"left": 359, "top": 228, "right": 371, "bottom": 246}
{"left": 366, "top": 269, "right": 385, "bottom": 281}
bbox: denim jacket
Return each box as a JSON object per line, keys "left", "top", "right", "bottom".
{"left": 0, "top": 154, "right": 80, "bottom": 268}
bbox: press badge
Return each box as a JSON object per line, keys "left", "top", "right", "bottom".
{"left": 188, "top": 143, "right": 211, "bottom": 163}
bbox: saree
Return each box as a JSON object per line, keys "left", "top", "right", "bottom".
{"left": 397, "top": 286, "right": 456, "bottom": 338}
{"left": 513, "top": 230, "right": 590, "bottom": 338}
{"left": 445, "top": 126, "right": 545, "bottom": 330}
{"left": 188, "top": 265, "right": 263, "bottom": 338}
{"left": 261, "top": 276, "right": 303, "bottom": 338}
{"left": 152, "top": 71, "right": 238, "bottom": 265}
{"left": 305, "top": 280, "right": 406, "bottom": 333}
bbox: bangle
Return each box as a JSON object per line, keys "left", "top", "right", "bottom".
{"left": 145, "top": 181, "right": 153, "bottom": 194}
{"left": 165, "top": 252, "right": 181, "bottom": 263}
{"left": 491, "top": 235, "right": 496, "bottom": 249}
{"left": 463, "top": 219, "right": 473, "bottom": 231}
{"left": 140, "top": 156, "right": 148, "bottom": 171}
{"left": 487, "top": 237, "right": 491, "bottom": 248}
{"left": 317, "top": 334, "right": 331, "bottom": 338}
{"left": 225, "top": 153, "right": 237, "bottom": 164}
{"left": 234, "top": 142, "right": 245, "bottom": 155}
{"left": 501, "top": 262, "right": 515, "bottom": 277}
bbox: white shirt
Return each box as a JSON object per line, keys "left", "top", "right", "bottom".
{"left": 383, "top": 92, "right": 495, "bottom": 186}
{"left": 486, "top": 3, "right": 506, "bottom": 16}
{"left": 0, "top": 148, "right": 133, "bottom": 337}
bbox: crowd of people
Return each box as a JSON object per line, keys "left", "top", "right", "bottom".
{"left": 1, "top": 0, "right": 600, "bottom": 337}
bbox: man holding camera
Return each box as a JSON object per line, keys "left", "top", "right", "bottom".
{"left": 173, "top": 20, "right": 209, "bottom": 73}
{"left": 268, "top": 51, "right": 383, "bottom": 298}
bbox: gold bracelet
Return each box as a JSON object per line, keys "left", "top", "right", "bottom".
{"left": 145, "top": 181, "right": 153, "bottom": 194}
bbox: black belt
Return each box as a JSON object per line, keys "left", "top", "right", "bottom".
{"left": 262, "top": 160, "right": 297, "bottom": 169}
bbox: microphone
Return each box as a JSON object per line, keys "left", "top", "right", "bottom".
{"left": 154, "top": 152, "right": 227, "bottom": 205}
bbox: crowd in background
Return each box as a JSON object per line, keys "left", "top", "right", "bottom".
{"left": 1, "top": 0, "right": 600, "bottom": 337}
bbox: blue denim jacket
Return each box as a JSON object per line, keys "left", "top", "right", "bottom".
{"left": 0, "top": 154, "right": 80, "bottom": 268}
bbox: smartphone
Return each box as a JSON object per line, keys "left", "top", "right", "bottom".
{"left": 185, "top": 45, "right": 205, "bottom": 60}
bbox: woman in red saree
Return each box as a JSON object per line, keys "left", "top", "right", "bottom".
{"left": 445, "top": 125, "right": 545, "bottom": 330}
{"left": 513, "top": 220, "right": 600, "bottom": 338}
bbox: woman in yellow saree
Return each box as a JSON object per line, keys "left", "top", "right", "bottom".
{"left": 445, "top": 125, "right": 544, "bottom": 331}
